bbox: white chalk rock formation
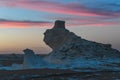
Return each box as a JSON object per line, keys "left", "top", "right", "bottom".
{"left": 44, "top": 20, "right": 120, "bottom": 64}
{"left": 23, "top": 49, "right": 47, "bottom": 69}
{"left": 23, "top": 49, "right": 37, "bottom": 69}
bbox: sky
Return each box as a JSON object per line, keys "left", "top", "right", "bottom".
{"left": 0, "top": 0, "right": 120, "bottom": 54}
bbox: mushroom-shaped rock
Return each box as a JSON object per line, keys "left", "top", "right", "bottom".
{"left": 44, "top": 20, "right": 120, "bottom": 64}
{"left": 44, "top": 20, "right": 73, "bottom": 50}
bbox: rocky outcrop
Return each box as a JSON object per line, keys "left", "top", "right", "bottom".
{"left": 23, "top": 49, "right": 37, "bottom": 68}
{"left": 44, "top": 20, "right": 120, "bottom": 63}
{"left": 23, "top": 49, "right": 47, "bottom": 69}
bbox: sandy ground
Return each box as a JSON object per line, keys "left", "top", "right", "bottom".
{"left": 0, "top": 69, "right": 120, "bottom": 80}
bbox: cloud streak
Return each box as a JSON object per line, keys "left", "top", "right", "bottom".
{"left": 1, "top": 0, "right": 120, "bottom": 17}
{"left": 0, "top": 0, "right": 120, "bottom": 27}
{"left": 0, "top": 19, "right": 52, "bottom": 28}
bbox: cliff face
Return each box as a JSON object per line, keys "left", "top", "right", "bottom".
{"left": 44, "top": 20, "right": 120, "bottom": 63}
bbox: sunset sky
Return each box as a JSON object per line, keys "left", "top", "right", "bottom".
{"left": 0, "top": 0, "right": 120, "bottom": 54}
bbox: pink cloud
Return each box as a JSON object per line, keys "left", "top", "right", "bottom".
{"left": 0, "top": 20, "right": 52, "bottom": 28}
{"left": 0, "top": 0, "right": 120, "bottom": 27}
{"left": 0, "top": 18, "right": 120, "bottom": 28}
{"left": 1, "top": 0, "right": 119, "bottom": 17}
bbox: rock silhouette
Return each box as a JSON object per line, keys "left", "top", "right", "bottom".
{"left": 44, "top": 20, "right": 120, "bottom": 63}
